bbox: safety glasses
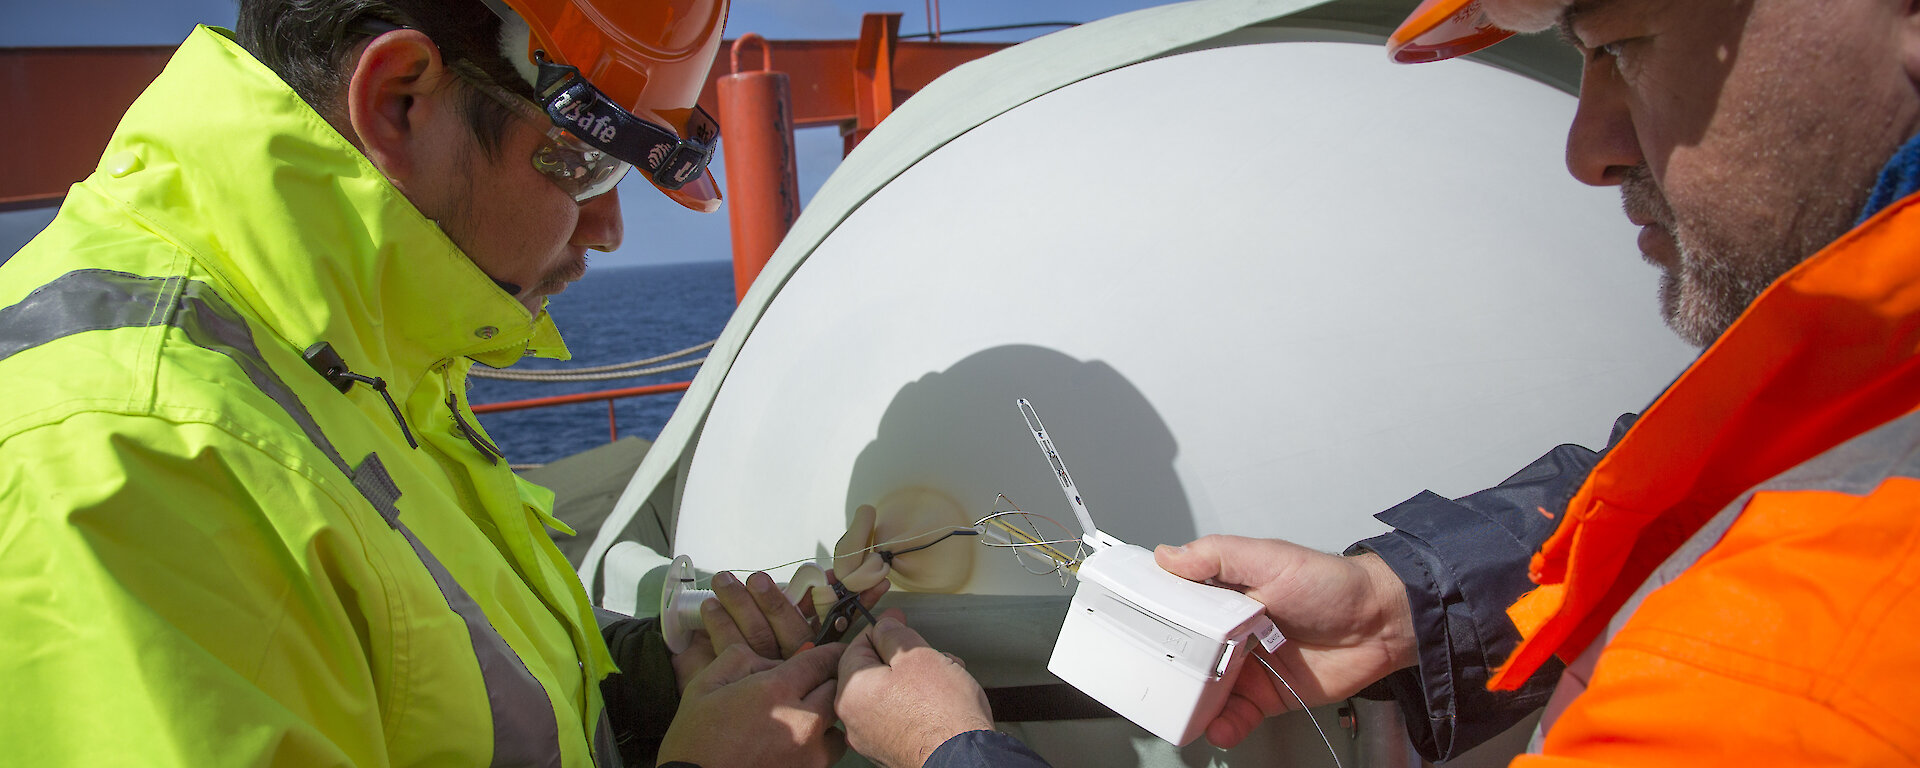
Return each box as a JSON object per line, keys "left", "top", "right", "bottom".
{"left": 465, "top": 76, "right": 633, "bottom": 202}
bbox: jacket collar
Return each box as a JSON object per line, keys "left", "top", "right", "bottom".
{"left": 1491, "top": 190, "right": 1920, "bottom": 690}
{"left": 103, "top": 26, "right": 569, "bottom": 403}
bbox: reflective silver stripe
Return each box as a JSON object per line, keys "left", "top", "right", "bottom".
{"left": 0, "top": 269, "right": 184, "bottom": 359}
{"left": 1750, "top": 407, "right": 1920, "bottom": 496}
{"left": 0, "top": 271, "right": 354, "bottom": 473}
{"left": 351, "top": 453, "right": 561, "bottom": 768}
{"left": 1, "top": 269, "right": 563, "bottom": 767}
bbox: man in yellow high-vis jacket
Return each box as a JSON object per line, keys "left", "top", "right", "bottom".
{"left": 0, "top": 1, "right": 854, "bottom": 765}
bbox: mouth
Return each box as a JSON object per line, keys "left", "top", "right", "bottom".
{"left": 534, "top": 251, "right": 591, "bottom": 296}
{"left": 1637, "top": 223, "right": 1678, "bottom": 270}
{"left": 1618, "top": 167, "right": 1677, "bottom": 270}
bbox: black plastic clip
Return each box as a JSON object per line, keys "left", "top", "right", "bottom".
{"left": 303, "top": 342, "right": 419, "bottom": 449}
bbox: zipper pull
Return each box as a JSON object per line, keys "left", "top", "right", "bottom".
{"left": 303, "top": 342, "right": 420, "bottom": 449}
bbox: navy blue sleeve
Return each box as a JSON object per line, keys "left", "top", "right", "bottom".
{"left": 924, "top": 730, "right": 1053, "bottom": 768}
{"left": 596, "top": 611, "right": 679, "bottom": 768}
{"left": 1346, "top": 414, "right": 1635, "bottom": 763}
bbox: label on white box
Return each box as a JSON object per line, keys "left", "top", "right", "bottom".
{"left": 1253, "top": 615, "right": 1286, "bottom": 653}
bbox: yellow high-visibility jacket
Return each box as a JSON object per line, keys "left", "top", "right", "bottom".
{"left": 0, "top": 26, "right": 622, "bottom": 767}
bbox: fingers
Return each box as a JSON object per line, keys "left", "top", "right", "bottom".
{"left": 1205, "top": 698, "right": 1262, "bottom": 749}
{"left": 705, "top": 571, "right": 813, "bottom": 660}
{"left": 839, "top": 622, "right": 886, "bottom": 682}
{"left": 708, "top": 571, "right": 780, "bottom": 659}
{"left": 801, "top": 675, "right": 839, "bottom": 724}
{"left": 700, "top": 585, "right": 751, "bottom": 657}
{"left": 1234, "top": 651, "right": 1290, "bottom": 713}
{"left": 1206, "top": 658, "right": 1293, "bottom": 748}
{"left": 669, "top": 630, "right": 718, "bottom": 692}
{"left": 747, "top": 571, "right": 816, "bottom": 657}
{"left": 694, "top": 644, "right": 779, "bottom": 693}
{"left": 770, "top": 640, "right": 848, "bottom": 696}
{"left": 802, "top": 678, "right": 848, "bottom": 766}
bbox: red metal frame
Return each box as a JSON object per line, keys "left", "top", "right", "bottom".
{"left": 0, "top": 46, "right": 173, "bottom": 210}
{"left": 470, "top": 381, "right": 693, "bottom": 442}
{"left": 5, "top": 17, "right": 1013, "bottom": 446}
{"left": 2, "top": 20, "right": 1011, "bottom": 209}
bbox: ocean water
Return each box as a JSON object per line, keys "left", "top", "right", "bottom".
{"left": 470, "top": 260, "right": 736, "bottom": 465}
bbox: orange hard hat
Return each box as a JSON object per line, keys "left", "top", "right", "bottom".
{"left": 482, "top": 0, "right": 728, "bottom": 211}
{"left": 1388, "top": 0, "right": 1567, "bottom": 64}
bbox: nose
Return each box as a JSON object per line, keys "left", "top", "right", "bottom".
{"left": 1564, "top": 60, "right": 1643, "bottom": 187}
{"left": 574, "top": 186, "right": 625, "bottom": 252}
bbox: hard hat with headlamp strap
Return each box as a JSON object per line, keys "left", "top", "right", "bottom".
{"left": 480, "top": 0, "right": 727, "bottom": 212}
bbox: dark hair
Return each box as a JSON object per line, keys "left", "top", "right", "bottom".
{"left": 235, "top": 0, "right": 532, "bottom": 161}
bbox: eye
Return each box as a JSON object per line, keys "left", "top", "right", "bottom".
{"left": 1586, "top": 37, "right": 1640, "bottom": 75}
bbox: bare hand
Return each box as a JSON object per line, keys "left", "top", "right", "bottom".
{"left": 656, "top": 642, "right": 849, "bottom": 768}
{"left": 704, "top": 570, "right": 818, "bottom": 660}
{"left": 836, "top": 613, "right": 995, "bottom": 768}
{"left": 1154, "top": 536, "right": 1415, "bottom": 748}
{"left": 701, "top": 571, "right": 891, "bottom": 661}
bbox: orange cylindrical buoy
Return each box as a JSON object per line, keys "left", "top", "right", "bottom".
{"left": 718, "top": 34, "right": 802, "bottom": 301}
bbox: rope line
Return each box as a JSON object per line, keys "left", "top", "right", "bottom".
{"left": 469, "top": 357, "right": 704, "bottom": 382}
{"left": 468, "top": 340, "right": 715, "bottom": 382}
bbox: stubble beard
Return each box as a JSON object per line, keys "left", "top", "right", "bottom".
{"left": 1622, "top": 165, "right": 1864, "bottom": 349}
{"left": 533, "top": 252, "right": 590, "bottom": 297}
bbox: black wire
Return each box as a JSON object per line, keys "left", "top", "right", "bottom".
{"left": 877, "top": 528, "right": 979, "bottom": 564}
{"left": 898, "top": 22, "right": 1080, "bottom": 40}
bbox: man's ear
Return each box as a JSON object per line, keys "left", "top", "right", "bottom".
{"left": 1904, "top": 0, "right": 1920, "bottom": 85}
{"left": 343, "top": 30, "right": 452, "bottom": 187}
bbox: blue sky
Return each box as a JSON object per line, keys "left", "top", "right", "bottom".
{"left": 2, "top": 0, "right": 1176, "bottom": 267}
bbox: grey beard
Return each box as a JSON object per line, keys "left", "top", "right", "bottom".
{"left": 1624, "top": 165, "right": 1858, "bottom": 348}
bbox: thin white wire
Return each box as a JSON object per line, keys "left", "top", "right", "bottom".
{"left": 694, "top": 506, "right": 1089, "bottom": 589}
{"left": 698, "top": 524, "right": 976, "bottom": 588}
{"left": 1252, "top": 651, "right": 1343, "bottom": 768}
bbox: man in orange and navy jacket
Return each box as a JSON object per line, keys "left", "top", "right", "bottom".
{"left": 832, "top": 0, "right": 1920, "bottom": 765}
{"left": 1147, "top": 0, "right": 1920, "bottom": 764}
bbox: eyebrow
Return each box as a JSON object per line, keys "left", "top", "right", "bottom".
{"left": 1555, "top": 0, "right": 1615, "bottom": 47}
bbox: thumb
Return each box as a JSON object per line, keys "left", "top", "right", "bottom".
{"left": 866, "top": 615, "right": 932, "bottom": 663}
{"left": 771, "top": 641, "right": 847, "bottom": 694}
{"left": 696, "top": 645, "right": 777, "bottom": 692}
{"left": 1155, "top": 534, "right": 1292, "bottom": 590}
{"left": 840, "top": 624, "right": 885, "bottom": 679}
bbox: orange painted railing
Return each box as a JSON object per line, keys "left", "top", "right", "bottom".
{"left": 471, "top": 381, "right": 692, "bottom": 443}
